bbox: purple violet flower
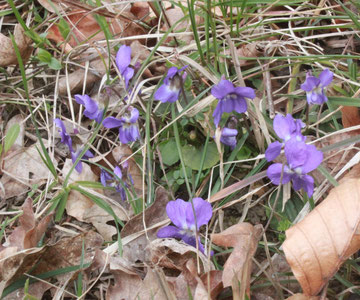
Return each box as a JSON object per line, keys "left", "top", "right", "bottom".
{"left": 75, "top": 94, "right": 104, "bottom": 123}
{"left": 157, "top": 197, "right": 213, "bottom": 255}
{"left": 54, "top": 118, "right": 73, "bottom": 152}
{"left": 300, "top": 69, "right": 333, "bottom": 105}
{"left": 265, "top": 114, "right": 305, "bottom": 162}
{"left": 71, "top": 147, "right": 94, "bottom": 173}
{"left": 267, "top": 138, "right": 323, "bottom": 197}
{"left": 54, "top": 118, "right": 93, "bottom": 173}
{"left": 154, "top": 66, "right": 188, "bottom": 103}
{"left": 116, "top": 45, "right": 134, "bottom": 88}
{"left": 211, "top": 79, "right": 255, "bottom": 127}
{"left": 103, "top": 106, "right": 140, "bottom": 144}
{"left": 100, "top": 166, "right": 128, "bottom": 201}
{"left": 219, "top": 127, "right": 238, "bottom": 149}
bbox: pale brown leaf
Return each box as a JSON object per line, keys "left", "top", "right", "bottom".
{"left": 7, "top": 198, "right": 53, "bottom": 250}
{"left": 149, "top": 239, "right": 214, "bottom": 273}
{"left": 283, "top": 178, "right": 360, "bottom": 295}
{"left": 0, "top": 143, "right": 57, "bottom": 199}
{"left": 112, "top": 145, "right": 145, "bottom": 197}
{"left": 211, "top": 223, "right": 262, "bottom": 296}
{"left": 62, "top": 159, "right": 129, "bottom": 241}
{"left": 0, "top": 25, "right": 32, "bottom": 67}
{"left": 285, "top": 294, "right": 320, "bottom": 300}
{"left": 120, "top": 187, "right": 169, "bottom": 263}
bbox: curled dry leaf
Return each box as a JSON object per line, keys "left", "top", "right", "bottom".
{"left": 148, "top": 239, "right": 214, "bottom": 273}
{"left": 120, "top": 186, "right": 169, "bottom": 263}
{"left": 112, "top": 145, "right": 144, "bottom": 197}
{"left": 211, "top": 223, "right": 263, "bottom": 295}
{"left": 7, "top": 198, "right": 53, "bottom": 250}
{"left": 0, "top": 24, "right": 32, "bottom": 67}
{"left": 62, "top": 159, "right": 129, "bottom": 241}
{"left": 194, "top": 270, "right": 223, "bottom": 300}
{"left": 0, "top": 144, "right": 57, "bottom": 200}
{"left": 283, "top": 178, "right": 360, "bottom": 295}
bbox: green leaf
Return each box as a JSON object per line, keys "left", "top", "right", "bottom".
{"left": 37, "top": 48, "right": 52, "bottom": 63}
{"left": 58, "top": 18, "right": 70, "bottom": 40}
{"left": 159, "top": 138, "right": 180, "bottom": 166}
{"left": 4, "top": 123, "right": 20, "bottom": 154}
{"left": 182, "top": 142, "right": 219, "bottom": 170}
{"left": 236, "top": 145, "right": 252, "bottom": 160}
{"left": 48, "top": 57, "right": 62, "bottom": 70}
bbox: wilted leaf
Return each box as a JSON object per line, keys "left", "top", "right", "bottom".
{"left": 211, "top": 223, "right": 262, "bottom": 297}
{"left": 194, "top": 270, "right": 223, "bottom": 300}
{"left": 120, "top": 187, "right": 169, "bottom": 263}
{"left": 148, "top": 239, "right": 214, "bottom": 273}
{"left": 285, "top": 294, "right": 320, "bottom": 300}
{"left": 283, "top": 178, "right": 360, "bottom": 295}
{"left": 0, "top": 25, "right": 32, "bottom": 67}
{"left": 182, "top": 142, "right": 219, "bottom": 171}
{"left": 7, "top": 198, "right": 53, "bottom": 250}
{"left": 341, "top": 106, "right": 360, "bottom": 130}
{"left": 112, "top": 145, "right": 145, "bottom": 197}
{"left": 0, "top": 143, "right": 57, "bottom": 200}
{"left": 62, "top": 159, "right": 129, "bottom": 241}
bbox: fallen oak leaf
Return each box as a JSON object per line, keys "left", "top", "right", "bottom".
{"left": 7, "top": 198, "right": 53, "bottom": 250}
{"left": 211, "top": 223, "right": 263, "bottom": 297}
{"left": 283, "top": 178, "right": 360, "bottom": 296}
{"left": 0, "top": 24, "right": 32, "bottom": 67}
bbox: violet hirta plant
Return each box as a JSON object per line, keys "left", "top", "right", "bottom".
{"left": 116, "top": 45, "right": 134, "bottom": 89}
{"left": 265, "top": 114, "right": 305, "bottom": 162}
{"left": 100, "top": 162, "right": 133, "bottom": 201}
{"left": 75, "top": 94, "right": 104, "bottom": 123}
{"left": 103, "top": 106, "right": 140, "bottom": 144}
{"left": 157, "top": 197, "right": 213, "bottom": 255}
{"left": 154, "top": 66, "right": 188, "bottom": 103}
{"left": 211, "top": 78, "right": 256, "bottom": 127}
{"left": 300, "top": 69, "right": 333, "bottom": 105}
{"left": 267, "top": 138, "right": 323, "bottom": 197}
{"left": 54, "top": 118, "right": 94, "bottom": 173}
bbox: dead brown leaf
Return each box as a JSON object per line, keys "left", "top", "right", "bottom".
{"left": 148, "top": 239, "right": 214, "bottom": 273}
{"left": 341, "top": 106, "right": 360, "bottom": 130}
{"left": 0, "top": 143, "right": 57, "bottom": 200}
{"left": 7, "top": 198, "right": 53, "bottom": 250}
{"left": 120, "top": 186, "right": 169, "bottom": 263}
{"left": 0, "top": 25, "right": 32, "bottom": 67}
{"left": 283, "top": 178, "right": 360, "bottom": 295}
{"left": 211, "top": 223, "right": 262, "bottom": 297}
{"left": 285, "top": 294, "right": 320, "bottom": 300}
{"left": 194, "top": 270, "right": 223, "bottom": 300}
{"left": 112, "top": 145, "right": 144, "bottom": 197}
{"left": 62, "top": 159, "right": 129, "bottom": 241}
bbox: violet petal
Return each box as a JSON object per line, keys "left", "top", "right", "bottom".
{"left": 265, "top": 141, "right": 282, "bottom": 162}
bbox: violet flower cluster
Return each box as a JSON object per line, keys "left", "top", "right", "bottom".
{"left": 300, "top": 69, "right": 333, "bottom": 105}
{"left": 157, "top": 197, "right": 212, "bottom": 254}
{"left": 103, "top": 106, "right": 140, "bottom": 144}
{"left": 265, "top": 114, "right": 305, "bottom": 162}
{"left": 266, "top": 114, "right": 323, "bottom": 197}
{"left": 54, "top": 118, "right": 94, "bottom": 173}
{"left": 100, "top": 162, "right": 133, "bottom": 201}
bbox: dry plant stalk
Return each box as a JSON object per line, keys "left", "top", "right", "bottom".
{"left": 283, "top": 178, "right": 360, "bottom": 295}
